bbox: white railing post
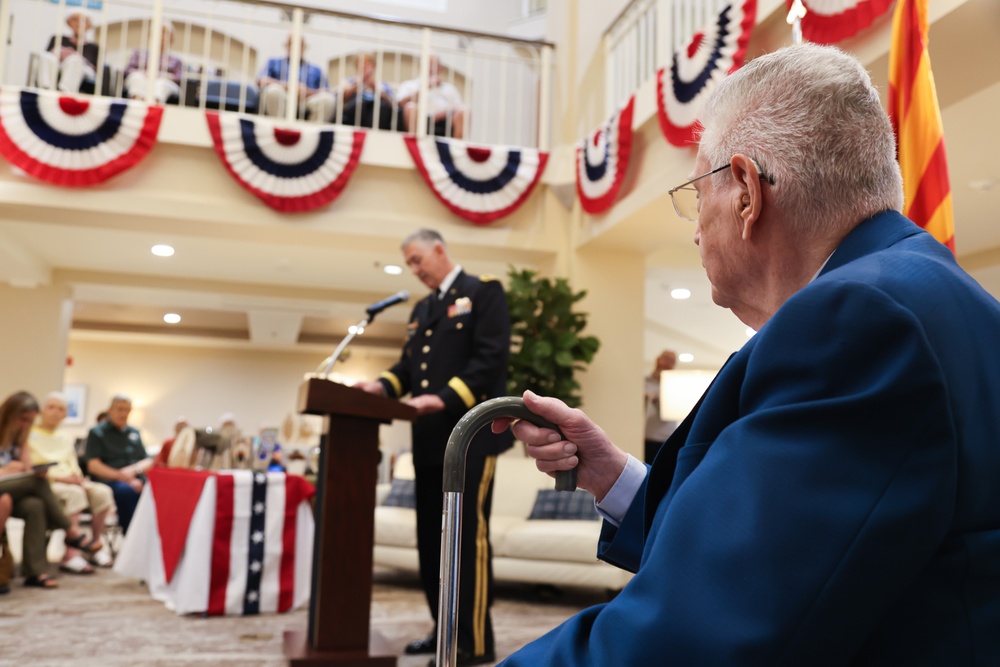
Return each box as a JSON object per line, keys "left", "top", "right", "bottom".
{"left": 286, "top": 8, "right": 304, "bottom": 121}
{"left": 417, "top": 28, "right": 431, "bottom": 138}
{"left": 0, "top": 0, "right": 12, "bottom": 80}
{"left": 146, "top": 0, "right": 164, "bottom": 105}
{"left": 604, "top": 35, "right": 615, "bottom": 117}
{"left": 657, "top": 0, "right": 670, "bottom": 70}
{"left": 538, "top": 45, "right": 552, "bottom": 151}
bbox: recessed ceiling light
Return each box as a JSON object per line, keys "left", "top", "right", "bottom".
{"left": 746, "top": 327, "right": 756, "bottom": 338}
{"left": 151, "top": 244, "right": 174, "bottom": 257}
{"left": 383, "top": 264, "right": 403, "bottom": 275}
{"left": 670, "top": 288, "right": 691, "bottom": 300}
{"left": 678, "top": 353, "right": 694, "bottom": 363}
{"left": 969, "top": 178, "right": 998, "bottom": 192}
{"left": 163, "top": 313, "right": 181, "bottom": 324}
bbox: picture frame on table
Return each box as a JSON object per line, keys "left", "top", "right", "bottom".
{"left": 63, "top": 384, "right": 88, "bottom": 425}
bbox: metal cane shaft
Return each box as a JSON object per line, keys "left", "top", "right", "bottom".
{"left": 436, "top": 397, "right": 575, "bottom": 667}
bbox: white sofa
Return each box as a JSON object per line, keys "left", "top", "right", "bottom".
{"left": 374, "top": 450, "right": 633, "bottom": 592}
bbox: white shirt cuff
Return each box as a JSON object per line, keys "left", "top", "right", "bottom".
{"left": 595, "top": 454, "right": 648, "bottom": 527}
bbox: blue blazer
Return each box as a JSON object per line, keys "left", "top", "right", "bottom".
{"left": 502, "top": 211, "right": 1000, "bottom": 666}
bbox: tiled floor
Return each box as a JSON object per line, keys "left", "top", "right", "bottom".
{"left": 0, "top": 566, "right": 610, "bottom": 666}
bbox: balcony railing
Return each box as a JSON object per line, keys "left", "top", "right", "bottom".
{"left": 0, "top": 0, "right": 554, "bottom": 149}
{"left": 603, "top": 0, "right": 732, "bottom": 115}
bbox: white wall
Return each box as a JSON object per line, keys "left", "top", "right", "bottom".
{"left": 62, "top": 337, "right": 412, "bottom": 457}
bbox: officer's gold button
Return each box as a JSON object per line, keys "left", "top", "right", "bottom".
{"left": 421, "top": 363, "right": 427, "bottom": 371}
{"left": 420, "top": 380, "right": 429, "bottom": 388}
{"left": 456, "top": 323, "right": 463, "bottom": 330}
{"left": 425, "top": 329, "right": 433, "bottom": 337}
{"left": 422, "top": 345, "right": 430, "bottom": 353}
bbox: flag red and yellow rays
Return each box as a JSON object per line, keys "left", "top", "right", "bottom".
{"left": 888, "top": 0, "right": 955, "bottom": 253}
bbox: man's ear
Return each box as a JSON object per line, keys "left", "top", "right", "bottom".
{"left": 730, "top": 154, "right": 763, "bottom": 240}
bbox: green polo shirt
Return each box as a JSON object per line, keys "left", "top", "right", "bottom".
{"left": 84, "top": 421, "right": 147, "bottom": 473}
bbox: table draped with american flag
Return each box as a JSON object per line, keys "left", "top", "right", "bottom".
{"left": 115, "top": 468, "right": 315, "bottom": 616}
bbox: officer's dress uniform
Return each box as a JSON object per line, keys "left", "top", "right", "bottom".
{"left": 379, "top": 269, "right": 512, "bottom": 662}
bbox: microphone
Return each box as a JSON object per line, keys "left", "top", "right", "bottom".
{"left": 365, "top": 290, "right": 410, "bottom": 319}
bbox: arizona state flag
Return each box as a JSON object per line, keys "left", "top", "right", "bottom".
{"left": 888, "top": 0, "right": 954, "bottom": 253}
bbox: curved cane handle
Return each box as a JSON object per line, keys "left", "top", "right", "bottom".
{"left": 443, "top": 396, "right": 577, "bottom": 493}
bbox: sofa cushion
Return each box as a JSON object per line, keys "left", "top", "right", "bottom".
{"left": 528, "top": 489, "right": 599, "bottom": 521}
{"left": 495, "top": 520, "right": 601, "bottom": 563}
{"left": 383, "top": 477, "right": 416, "bottom": 509}
{"left": 374, "top": 506, "right": 417, "bottom": 548}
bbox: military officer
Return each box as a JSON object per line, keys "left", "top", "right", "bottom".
{"left": 357, "top": 228, "right": 512, "bottom": 667}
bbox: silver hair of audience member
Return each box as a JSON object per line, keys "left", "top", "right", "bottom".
{"left": 698, "top": 43, "right": 904, "bottom": 235}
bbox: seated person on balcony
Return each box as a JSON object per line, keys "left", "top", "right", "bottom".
{"left": 1, "top": 391, "right": 99, "bottom": 589}
{"left": 124, "top": 22, "right": 183, "bottom": 104}
{"left": 30, "top": 392, "right": 115, "bottom": 572}
{"left": 36, "top": 10, "right": 99, "bottom": 93}
{"left": 259, "top": 35, "right": 334, "bottom": 123}
{"left": 335, "top": 52, "right": 401, "bottom": 131}
{"left": 84, "top": 394, "right": 152, "bottom": 534}
{"left": 397, "top": 54, "right": 466, "bottom": 139}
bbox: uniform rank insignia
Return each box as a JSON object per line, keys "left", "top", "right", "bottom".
{"left": 448, "top": 297, "right": 472, "bottom": 318}
{"left": 407, "top": 321, "right": 418, "bottom": 337}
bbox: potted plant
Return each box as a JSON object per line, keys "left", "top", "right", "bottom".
{"left": 505, "top": 267, "right": 601, "bottom": 408}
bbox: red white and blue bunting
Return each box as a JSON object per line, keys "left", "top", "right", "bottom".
{"left": 206, "top": 112, "right": 366, "bottom": 213}
{"left": 403, "top": 136, "right": 548, "bottom": 225}
{"left": 0, "top": 86, "right": 162, "bottom": 186}
{"left": 656, "top": 0, "right": 757, "bottom": 148}
{"left": 576, "top": 95, "right": 634, "bottom": 214}
{"left": 788, "top": 0, "right": 894, "bottom": 44}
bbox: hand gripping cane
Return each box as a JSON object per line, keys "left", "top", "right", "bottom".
{"left": 436, "top": 396, "right": 577, "bottom": 667}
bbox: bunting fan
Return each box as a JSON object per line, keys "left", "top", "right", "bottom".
{"left": 206, "top": 112, "right": 365, "bottom": 213}
{"left": 788, "top": 0, "right": 894, "bottom": 44}
{"left": 576, "top": 96, "right": 634, "bottom": 214}
{"left": 657, "top": 0, "right": 757, "bottom": 148}
{"left": 0, "top": 86, "right": 162, "bottom": 186}
{"left": 404, "top": 136, "right": 548, "bottom": 225}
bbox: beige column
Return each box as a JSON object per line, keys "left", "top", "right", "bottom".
{"left": 572, "top": 246, "right": 645, "bottom": 459}
{"left": 0, "top": 283, "right": 73, "bottom": 400}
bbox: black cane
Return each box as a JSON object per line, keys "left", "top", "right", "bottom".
{"left": 436, "top": 396, "right": 577, "bottom": 667}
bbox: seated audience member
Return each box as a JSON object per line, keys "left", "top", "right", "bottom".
{"left": 258, "top": 35, "right": 334, "bottom": 123}
{"left": 1, "top": 391, "right": 98, "bottom": 589}
{"left": 0, "top": 492, "right": 12, "bottom": 594}
{"left": 154, "top": 416, "right": 189, "bottom": 468}
{"left": 493, "top": 44, "right": 1000, "bottom": 665}
{"left": 336, "top": 52, "right": 402, "bottom": 131}
{"left": 30, "top": 392, "right": 115, "bottom": 571}
{"left": 84, "top": 394, "right": 152, "bottom": 534}
{"left": 643, "top": 349, "right": 678, "bottom": 464}
{"left": 397, "top": 54, "right": 466, "bottom": 139}
{"left": 36, "top": 10, "right": 99, "bottom": 93}
{"left": 124, "top": 22, "right": 183, "bottom": 104}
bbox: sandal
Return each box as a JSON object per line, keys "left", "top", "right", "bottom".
{"left": 64, "top": 533, "right": 101, "bottom": 554}
{"left": 24, "top": 574, "right": 58, "bottom": 589}
{"left": 87, "top": 549, "right": 114, "bottom": 569}
{"left": 59, "top": 554, "right": 96, "bottom": 575}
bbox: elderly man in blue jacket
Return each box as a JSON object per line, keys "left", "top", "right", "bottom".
{"left": 497, "top": 43, "right": 1000, "bottom": 666}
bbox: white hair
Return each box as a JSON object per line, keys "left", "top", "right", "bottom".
{"left": 45, "top": 391, "right": 67, "bottom": 406}
{"left": 698, "top": 43, "right": 903, "bottom": 234}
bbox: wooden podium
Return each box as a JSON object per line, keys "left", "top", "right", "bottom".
{"left": 284, "top": 378, "right": 416, "bottom": 666}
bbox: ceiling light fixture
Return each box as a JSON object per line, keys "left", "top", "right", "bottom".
{"left": 151, "top": 244, "right": 175, "bottom": 257}
{"left": 383, "top": 264, "right": 403, "bottom": 275}
{"left": 670, "top": 288, "right": 691, "bottom": 300}
{"left": 163, "top": 313, "right": 181, "bottom": 324}
{"left": 678, "top": 353, "right": 694, "bottom": 363}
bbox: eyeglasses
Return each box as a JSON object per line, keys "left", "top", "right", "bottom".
{"left": 668, "top": 161, "right": 774, "bottom": 222}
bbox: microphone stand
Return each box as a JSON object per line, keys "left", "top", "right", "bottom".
{"left": 319, "top": 315, "right": 370, "bottom": 379}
